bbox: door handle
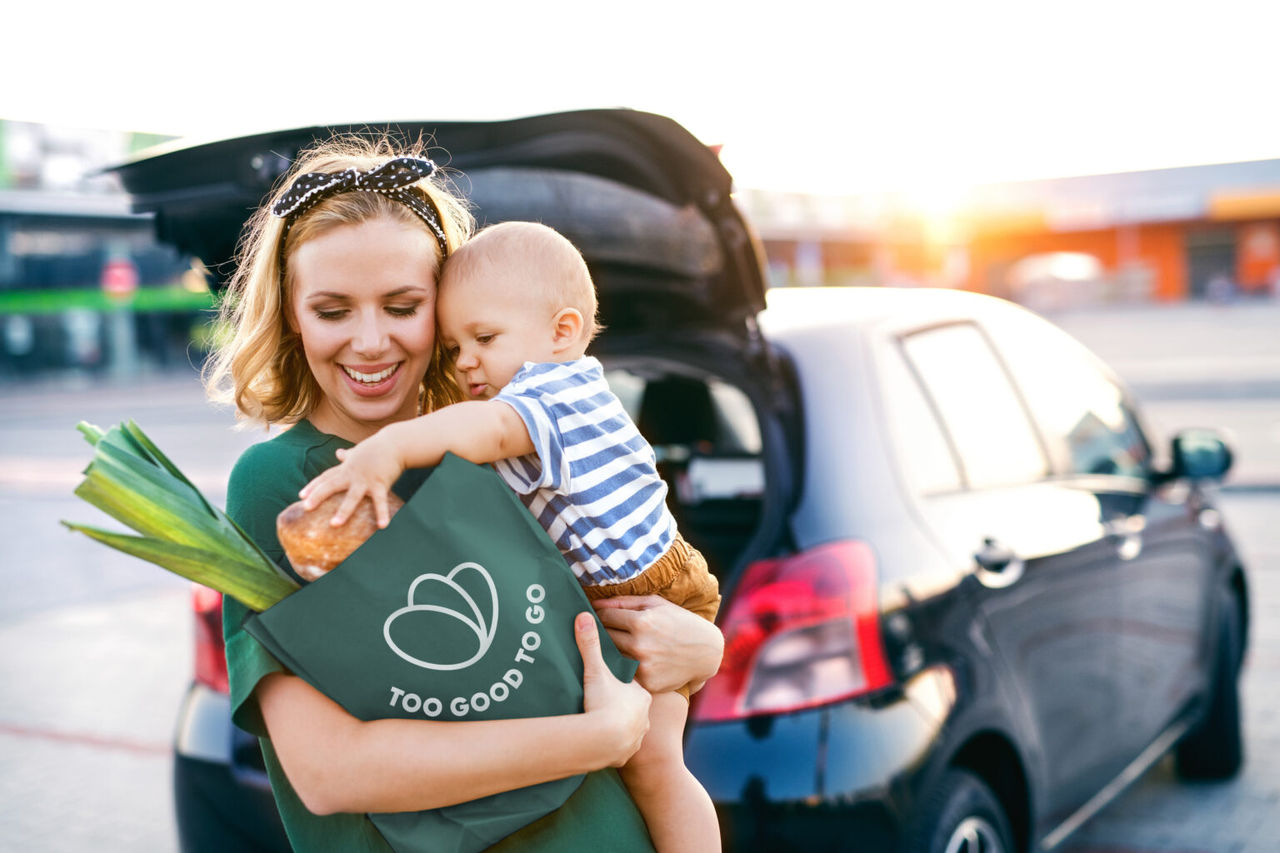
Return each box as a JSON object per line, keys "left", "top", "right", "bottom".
{"left": 974, "top": 537, "right": 1024, "bottom": 588}
{"left": 1105, "top": 517, "right": 1145, "bottom": 561}
{"left": 975, "top": 537, "right": 1015, "bottom": 571}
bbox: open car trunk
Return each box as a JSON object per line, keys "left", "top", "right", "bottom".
{"left": 111, "top": 108, "right": 800, "bottom": 582}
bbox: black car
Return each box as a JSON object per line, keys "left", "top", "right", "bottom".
{"left": 114, "top": 109, "right": 1247, "bottom": 853}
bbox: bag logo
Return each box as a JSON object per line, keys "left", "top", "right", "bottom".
{"left": 383, "top": 562, "right": 499, "bottom": 671}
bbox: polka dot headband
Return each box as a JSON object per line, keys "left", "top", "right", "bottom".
{"left": 271, "top": 156, "right": 450, "bottom": 257}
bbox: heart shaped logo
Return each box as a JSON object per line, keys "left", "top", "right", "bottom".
{"left": 382, "top": 562, "right": 499, "bottom": 671}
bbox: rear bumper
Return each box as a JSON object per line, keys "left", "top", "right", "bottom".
{"left": 715, "top": 798, "right": 899, "bottom": 852}
{"left": 174, "top": 682, "right": 233, "bottom": 764}
{"left": 686, "top": 668, "right": 955, "bottom": 851}
{"left": 173, "top": 682, "right": 286, "bottom": 853}
{"left": 174, "top": 681, "right": 273, "bottom": 788}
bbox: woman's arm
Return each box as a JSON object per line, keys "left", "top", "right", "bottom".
{"left": 259, "top": 612, "right": 650, "bottom": 816}
{"left": 592, "top": 596, "right": 725, "bottom": 695}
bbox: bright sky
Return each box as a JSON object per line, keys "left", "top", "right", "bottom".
{"left": 7, "top": 0, "right": 1280, "bottom": 195}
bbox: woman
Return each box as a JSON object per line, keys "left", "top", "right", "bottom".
{"left": 205, "top": 136, "right": 724, "bottom": 852}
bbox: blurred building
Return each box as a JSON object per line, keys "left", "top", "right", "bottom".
{"left": 960, "top": 160, "right": 1280, "bottom": 305}
{"left": 741, "top": 160, "right": 1280, "bottom": 307}
{"left": 0, "top": 120, "right": 208, "bottom": 379}
{"left": 7, "top": 116, "right": 1280, "bottom": 380}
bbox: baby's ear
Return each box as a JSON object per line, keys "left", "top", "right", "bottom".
{"left": 551, "top": 308, "right": 585, "bottom": 351}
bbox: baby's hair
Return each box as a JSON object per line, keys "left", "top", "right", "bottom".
{"left": 204, "top": 134, "right": 475, "bottom": 426}
{"left": 441, "top": 221, "right": 600, "bottom": 342}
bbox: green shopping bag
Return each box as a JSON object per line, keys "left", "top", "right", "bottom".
{"left": 244, "top": 453, "right": 638, "bottom": 853}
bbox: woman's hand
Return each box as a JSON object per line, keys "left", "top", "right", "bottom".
{"left": 575, "top": 611, "right": 651, "bottom": 766}
{"left": 592, "top": 595, "right": 725, "bottom": 695}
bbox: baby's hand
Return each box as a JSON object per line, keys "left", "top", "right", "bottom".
{"left": 300, "top": 435, "right": 404, "bottom": 528}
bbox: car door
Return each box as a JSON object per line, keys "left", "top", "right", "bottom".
{"left": 1095, "top": 468, "right": 1216, "bottom": 758}
{"left": 895, "top": 319, "right": 1129, "bottom": 824}
{"left": 983, "top": 306, "right": 1220, "bottom": 759}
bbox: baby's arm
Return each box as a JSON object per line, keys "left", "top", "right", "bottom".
{"left": 300, "top": 400, "right": 535, "bottom": 526}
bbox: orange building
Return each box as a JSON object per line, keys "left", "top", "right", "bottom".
{"left": 741, "top": 159, "right": 1280, "bottom": 303}
{"left": 959, "top": 159, "right": 1280, "bottom": 302}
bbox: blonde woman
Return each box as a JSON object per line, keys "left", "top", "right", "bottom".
{"left": 206, "top": 136, "right": 723, "bottom": 852}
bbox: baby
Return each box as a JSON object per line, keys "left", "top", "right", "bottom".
{"left": 301, "top": 221, "right": 721, "bottom": 853}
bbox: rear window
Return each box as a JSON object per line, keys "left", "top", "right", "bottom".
{"left": 878, "top": 344, "right": 964, "bottom": 495}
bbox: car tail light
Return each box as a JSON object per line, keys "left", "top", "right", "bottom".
{"left": 692, "top": 541, "right": 892, "bottom": 722}
{"left": 192, "top": 585, "right": 229, "bottom": 694}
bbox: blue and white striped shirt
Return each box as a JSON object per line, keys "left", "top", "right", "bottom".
{"left": 493, "top": 357, "right": 678, "bottom": 586}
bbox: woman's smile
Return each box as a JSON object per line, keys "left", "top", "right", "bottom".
{"left": 342, "top": 362, "right": 403, "bottom": 394}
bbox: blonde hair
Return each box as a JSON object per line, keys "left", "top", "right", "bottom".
{"left": 440, "top": 221, "right": 600, "bottom": 341}
{"left": 204, "top": 135, "right": 474, "bottom": 426}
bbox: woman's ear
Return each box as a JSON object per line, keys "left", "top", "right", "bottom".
{"left": 551, "top": 308, "right": 585, "bottom": 353}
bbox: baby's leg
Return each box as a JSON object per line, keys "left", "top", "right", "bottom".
{"left": 620, "top": 691, "right": 720, "bottom": 853}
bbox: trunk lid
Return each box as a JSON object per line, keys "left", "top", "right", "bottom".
{"left": 110, "top": 108, "right": 769, "bottom": 339}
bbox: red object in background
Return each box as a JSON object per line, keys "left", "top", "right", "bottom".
{"left": 192, "top": 586, "right": 229, "bottom": 694}
{"left": 101, "top": 258, "right": 139, "bottom": 299}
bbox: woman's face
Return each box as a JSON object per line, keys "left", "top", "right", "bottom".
{"left": 289, "top": 217, "right": 439, "bottom": 442}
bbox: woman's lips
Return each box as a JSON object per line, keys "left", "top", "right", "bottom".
{"left": 341, "top": 362, "right": 402, "bottom": 396}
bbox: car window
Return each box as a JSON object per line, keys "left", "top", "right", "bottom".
{"left": 877, "top": 344, "right": 964, "bottom": 495}
{"left": 983, "top": 309, "right": 1151, "bottom": 478}
{"left": 900, "top": 322, "right": 1049, "bottom": 489}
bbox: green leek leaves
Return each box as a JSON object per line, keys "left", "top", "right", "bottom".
{"left": 62, "top": 420, "right": 297, "bottom": 612}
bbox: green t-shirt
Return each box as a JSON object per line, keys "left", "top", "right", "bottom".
{"left": 223, "top": 419, "right": 653, "bottom": 853}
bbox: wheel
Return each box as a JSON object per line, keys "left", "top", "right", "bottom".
{"left": 904, "top": 769, "right": 1015, "bottom": 853}
{"left": 1175, "top": 589, "right": 1244, "bottom": 780}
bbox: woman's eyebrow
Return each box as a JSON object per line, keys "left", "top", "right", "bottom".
{"left": 303, "top": 287, "right": 429, "bottom": 301}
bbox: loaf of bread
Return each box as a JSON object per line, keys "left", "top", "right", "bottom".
{"left": 276, "top": 491, "right": 404, "bottom": 581}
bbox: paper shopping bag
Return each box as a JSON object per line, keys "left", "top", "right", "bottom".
{"left": 244, "top": 453, "right": 637, "bottom": 853}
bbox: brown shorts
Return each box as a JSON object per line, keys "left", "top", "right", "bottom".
{"left": 582, "top": 534, "right": 721, "bottom": 699}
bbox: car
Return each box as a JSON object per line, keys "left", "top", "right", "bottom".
{"left": 113, "top": 109, "right": 1247, "bottom": 853}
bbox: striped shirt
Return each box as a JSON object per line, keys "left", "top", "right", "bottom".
{"left": 493, "top": 357, "right": 678, "bottom": 586}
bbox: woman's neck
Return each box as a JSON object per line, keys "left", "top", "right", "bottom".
{"left": 307, "top": 401, "right": 410, "bottom": 444}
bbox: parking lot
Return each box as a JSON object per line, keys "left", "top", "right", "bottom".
{"left": 0, "top": 299, "right": 1277, "bottom": 851}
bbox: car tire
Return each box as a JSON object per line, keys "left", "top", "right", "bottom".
{"left": 903, "top": 768, "right": 1015, "bottom": 853}
{"left": 1175, "top": 588, "right": 1244, "bottom": 780}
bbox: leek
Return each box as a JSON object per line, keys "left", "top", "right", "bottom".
{"left": 62, "top": 420, "right": 298, "bottom": 611}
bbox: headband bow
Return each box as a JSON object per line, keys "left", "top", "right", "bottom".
{"left": 271, "top": 156, "right": 449, "bottom": 256}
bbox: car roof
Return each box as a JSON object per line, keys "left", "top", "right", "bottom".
{"left": 760, "top": 285, "right": 1020, "bottom": 337}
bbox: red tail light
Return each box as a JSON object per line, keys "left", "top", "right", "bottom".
{"left": 192, "top": 585, "right": 229, "bottom": 694}
{"left": 692, "top": 541, "right": 892, "bottom": 722}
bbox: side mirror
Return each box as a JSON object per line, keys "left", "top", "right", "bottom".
{"left": 1169, "top": 428, "right": 1233, "bottom": 481}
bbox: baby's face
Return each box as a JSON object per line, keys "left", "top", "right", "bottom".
{"left": 438, "top": 273, "right": 561, "bottom": 400}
